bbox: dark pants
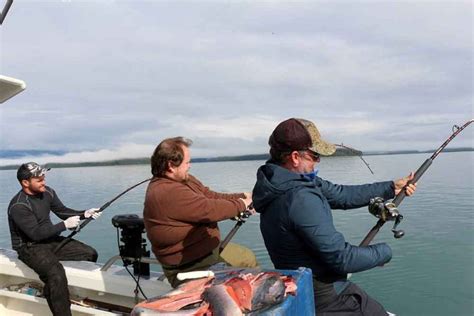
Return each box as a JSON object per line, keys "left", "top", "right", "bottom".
{"left": 17, "top": 236, "right": 98, "bottom": 316}
{"left": 316, "top": 281, "right": 388, "bottom": 316}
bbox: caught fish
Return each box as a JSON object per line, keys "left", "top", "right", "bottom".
{"left": 132, "top": 277, "right": 213, "bottom": 315}
{"left": 281, "top": 275, "right": 297, "bottom": 296}
{"left": 216, "top": 272, "right": 291, "bottom": 313}
{"left": 203, "top": 284, "right": 243, "bottom": 316}
{"left": 249, "top": 273, "right": 286, "bottom": 312}
{"left": 224, "top": 277, "right": 252, "bottom": 311}
{"left": 132, "top": 270, "right": 297, "bottom": 315}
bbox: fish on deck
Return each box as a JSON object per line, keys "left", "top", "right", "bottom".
{"left": 132, "top": 270, "right": 297, "bottom": 315}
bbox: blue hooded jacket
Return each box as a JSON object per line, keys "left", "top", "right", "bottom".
{"left": 252, "top": 162, "right": 394, "bottom": 283}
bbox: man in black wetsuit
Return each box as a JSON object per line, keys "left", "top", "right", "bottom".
{"left": 7, "top": 162, "right": 101, "bottom": 316}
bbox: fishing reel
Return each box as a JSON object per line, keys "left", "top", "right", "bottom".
{"left": 368, "top": 197, "right": 405, "bottom": 239}
{"left": 232, "top": 210, "right": 252, "bottom": 222}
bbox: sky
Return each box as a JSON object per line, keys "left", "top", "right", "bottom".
{"left": 0, "top": 0, "right": 472, "bottom": 166}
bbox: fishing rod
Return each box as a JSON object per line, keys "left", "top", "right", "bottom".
{"left": 54, "top": 178, "right": 152, "bottom": 253}
{"left": 0, "top": 0, "right": 13, "bottom": 25}
{"left": 359, "top": 119, "right": 473, "bottom": 247}
{"left": 219, "top": 207, "right": 253, "bottom": 253}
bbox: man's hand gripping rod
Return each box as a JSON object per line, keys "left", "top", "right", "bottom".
{"left": 53, "top": 178, "right": 152, "bottom": 253}
{"left": 360, "top": 119, "right": 473, "bottom": 247}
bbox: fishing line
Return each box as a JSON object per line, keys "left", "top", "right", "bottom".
{"left": 336, "top": 143, "right": 374, "bottom": 174}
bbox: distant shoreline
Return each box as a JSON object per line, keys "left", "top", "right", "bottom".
{"left": 0, "top": 147, "right": 472, "bottom": 171}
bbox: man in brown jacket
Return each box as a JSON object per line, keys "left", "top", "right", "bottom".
{"left": 143, "top": 137, "right": 257, "bottom": 286}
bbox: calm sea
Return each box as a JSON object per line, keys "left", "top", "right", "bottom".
{"left": 0, "top": 152, "right": 472, "bottom": 315}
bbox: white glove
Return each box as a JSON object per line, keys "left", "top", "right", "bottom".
{"left": 84, "top": 208, "right": 101, "bottom": 220}
{"left": 64, "top": 216, "right": 80, "bottom": 229}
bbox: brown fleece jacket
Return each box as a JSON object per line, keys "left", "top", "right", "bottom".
{"left": 143, "top": 174, "right": 246, "bottom": 266}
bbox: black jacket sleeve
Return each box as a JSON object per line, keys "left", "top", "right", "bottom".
{"left": 9, "top": 204, "right": 66, "bottom": 242}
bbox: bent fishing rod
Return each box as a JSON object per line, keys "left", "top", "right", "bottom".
{"left": 360, "top": 119, "right": 473, "bottom": 247}
{"left": 54, "top": 178, "right": 152, "bottom": 253}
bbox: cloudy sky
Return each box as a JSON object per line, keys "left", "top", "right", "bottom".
{"left": 0, "top": 0, "right": 472, "bottom": 165}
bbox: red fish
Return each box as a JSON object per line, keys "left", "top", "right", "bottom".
{"left": 132, "top": 271, "right": 297, "bottom": 315}
{"left": 132, "top": 277, "right": 212, "bottom": 314}
{"left": 223, "top": 277, "right": 252, "bottom": 311}
{"left": 219, "top": 272, "right": 296, "bottom": 313}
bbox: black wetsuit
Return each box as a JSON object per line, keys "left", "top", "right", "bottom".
{"left": 7, "top": 186, "right": 98, "bottom": 316}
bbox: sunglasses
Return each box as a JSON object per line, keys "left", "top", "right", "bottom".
{"left": 300, "top": 150, "right": 320, "bottom": 162}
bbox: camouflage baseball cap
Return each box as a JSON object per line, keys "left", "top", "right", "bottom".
{"left": 269, "top": 118, "right": 336, "bottom": 156}
{"left": 17, "top": 162, "right": 50, "bottom": 181}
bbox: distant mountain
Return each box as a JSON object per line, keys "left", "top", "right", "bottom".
{"left": 0, "top": 147, "right": 359, "bottom": 170}
{"left": 193, "top": 147, "right": 361, "bottom": 163}
{"left": 363, "top": 147, "right": 473, "bottom": 156}
{"left": 0, "top": 147, "right": 471, "bottom": 171}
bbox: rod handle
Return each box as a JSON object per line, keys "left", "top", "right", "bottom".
{"left": 219, "top": 221, "right": 243, "bottom": 253}
{"left": 393, "top": 158, "right": 432, "bottom": 206}
{"left": 359, "top": 219, "right": 385, "bottom": 246}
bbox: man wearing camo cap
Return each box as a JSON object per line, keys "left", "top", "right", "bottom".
{"left": 7, "top": 162, "right": 101, "bottom": 316}
{"left": 252, "top": 118, "right": 417, "bottom": 315}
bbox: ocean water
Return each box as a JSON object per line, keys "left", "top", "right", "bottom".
{"left": 0, "top": 152, "right": 472, "bottom": 315}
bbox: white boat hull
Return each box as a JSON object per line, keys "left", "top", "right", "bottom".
{"left": 0, "top": 248, "right": 172, "bottom": 315}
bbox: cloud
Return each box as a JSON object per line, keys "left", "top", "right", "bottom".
{"left": 0, "top": 143, "right": 155, "bottom": 166}
{"left": 0, "top": 1, "right": 472, "bottom": 166}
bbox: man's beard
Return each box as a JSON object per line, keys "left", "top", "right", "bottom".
{"left": 30, "top": 186, "right": 45, "bottom": 194}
